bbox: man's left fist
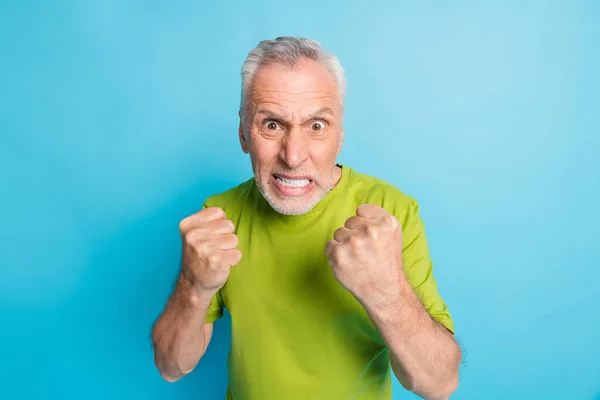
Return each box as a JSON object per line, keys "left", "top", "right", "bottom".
{"left": 325, "top": 204, "right": 404, "bottom": 303}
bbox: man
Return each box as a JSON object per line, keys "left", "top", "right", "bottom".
{"left": 151, "top": 37, "right": 462, "bottom": 400}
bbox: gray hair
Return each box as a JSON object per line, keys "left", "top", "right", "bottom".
{"left": 239, "top": 37, "right": 346, "bottom": 117}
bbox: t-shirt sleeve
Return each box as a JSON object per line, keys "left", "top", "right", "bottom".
{"left": 398, "top": 197, "right": 455, "bottom": 333}
{"left": 205, "top": 289, "right": 224, "bottom": 323}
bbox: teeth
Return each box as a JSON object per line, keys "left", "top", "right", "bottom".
{"left": 275, "top": 176, "right": 310, "bottom": 188}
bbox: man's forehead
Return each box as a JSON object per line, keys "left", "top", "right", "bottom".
{"left": 251, "top": 60, "right": 337, "bottom": 93}
{"left": 248, "top": 80, "right": 338, "bottom": 105}
{"left": 254, "top": 105, "right": 335, "bottom": 119}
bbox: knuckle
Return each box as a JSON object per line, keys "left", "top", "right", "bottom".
{"left": 184, "top": 230, "right": 196, "bottom": 244}
{"left": 333, "top": 228, "right": 343, "bottom": 242}
{"left": 220, "top": 234, "right": 238, "bottom": 248}
{"left": 394, "top": 219, "right": 402, "bottom": 231}
{"left": 213, "top": 208, "right": 226, "bottom": 220}
{"left": 226, "top": 219, "right": 235, "bottom": 231}
{"left": 232, "top": 249, "right": 242, "bottom": 261}
{"left": 194, "top": 241, "right": 209, "bottom": 255}
{"left": 214, "top": 219, "right": 233, "bottom": 233}
{"left": 204, "top": 207, "right": 224, "bottom": 216}
{"left": 365, "top": 224, "right": 378, "bottom": 239}
{"left": 331, "top": 245, "right": 341, "bottom": 259}
{"left": 348, "top": 235, "right": 361, "bottom": 248}
{"left": 207, "top": 253, "right": 221, "bottom": 267}
{"left": 179, "top": 217, "right": 190, "bottom": 233}
{"left": 333, "top": 246, "right": 348, "bottom": 264}
{"left": 220, "top": 220, "right": 235, "bottom": 233}
{"left": 384, "top": 214, "right": 398, "bottom": 228}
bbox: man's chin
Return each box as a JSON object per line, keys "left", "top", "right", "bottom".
{"left": 256, "top": 178, "right": 326, "bottom": 215}
{"left": 265, "top": 190, "right": 321, "bottom": 216}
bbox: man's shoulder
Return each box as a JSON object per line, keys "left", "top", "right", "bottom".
{"left": 203, "top": 177, "right": 255, "bottom": 210}
{"left": 346, "top": 166, "right": 415, "bottom": 211}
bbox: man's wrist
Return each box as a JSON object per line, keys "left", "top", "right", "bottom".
{"left": 176, "top": 275, "right": 217, "bottom": 310}
{"left": 362, "top": 276, "right": 420, "bottom": 325}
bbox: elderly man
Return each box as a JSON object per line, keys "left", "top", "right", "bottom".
{"left": 151, "top": 37, "right": 461, "bottom": 400}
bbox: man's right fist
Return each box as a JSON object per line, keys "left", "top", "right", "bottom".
{"left": 179, "top": 207, "right": 241, "bottom": 292}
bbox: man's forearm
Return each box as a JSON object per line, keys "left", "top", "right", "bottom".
{"left": 151, "top": 277, "right": 215, "bottom": 381}
{"left": 362, "top": 279, "right": 461, "bottom": 400}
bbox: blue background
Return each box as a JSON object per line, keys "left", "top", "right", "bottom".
{"left": 1, "top": 1, "right": 599, "bottom": 399}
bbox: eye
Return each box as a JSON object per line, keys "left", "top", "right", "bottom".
{"left": 311, "top": 120, "right": 326, "bottom": 132}
{"left": 264, "top": 121, "right": 279, "bottom": 131}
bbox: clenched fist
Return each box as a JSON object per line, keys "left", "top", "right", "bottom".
{"left": 325, "top": 204, "right": 403, "bottom": 304}
{"left": 179, "top": 207, "right": 242, "bottom": 293}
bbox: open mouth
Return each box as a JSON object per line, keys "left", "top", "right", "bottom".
{"left": 273, "top": 175, "right": 311, "bottom": 188}
{"left": 271, "top": 174, "right": 314, "bottom": 196}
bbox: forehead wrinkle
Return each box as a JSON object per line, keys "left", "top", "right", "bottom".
{"left": 255, "top": 105, "right": 335, "bottom": 125}
{"left": 247, "top": 79, "right": 340, "bottom": 124}
{"left": 251, "top": 91, "right": 337, "bottom": 114}
{"left": 250, "top": 87, "right": 335, "bottom": 103}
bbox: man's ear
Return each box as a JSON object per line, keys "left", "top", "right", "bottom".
{"left": 336, "top": 129, "right": 344, "bottom": 156}
{"left": 239, "top": 111, "right": 249, "bottom": 154}
{"left": 336, "top": 111, "right": 344, "bottom": 156}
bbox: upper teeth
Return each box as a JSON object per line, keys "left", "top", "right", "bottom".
{"left": 276, "top": 176, "right": 310, "bottom": 188}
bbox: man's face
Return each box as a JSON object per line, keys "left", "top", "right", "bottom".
{"left": 239, "top": 58, "right": 344, "bottom": 216}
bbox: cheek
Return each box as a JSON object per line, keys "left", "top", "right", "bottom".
{"left": 311, "top": 137, "right": 340, "bottom": 163}
{"left": 250, "top": 138, "right": 280, "bottom": 167}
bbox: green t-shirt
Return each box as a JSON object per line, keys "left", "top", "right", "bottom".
{"left": 203, "top": 165, "right": 454, "bottom": 400}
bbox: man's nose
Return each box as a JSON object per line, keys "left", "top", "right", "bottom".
{"left": 279, "top": 130, "right": 309, "bottom": 169}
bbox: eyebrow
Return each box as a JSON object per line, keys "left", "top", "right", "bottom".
{"left": 256, "top": 107, "right": 334, "bottom": 124}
